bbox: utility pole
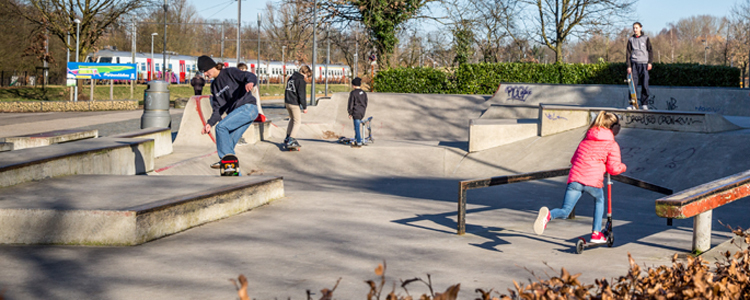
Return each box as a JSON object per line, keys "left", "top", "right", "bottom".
{"left": 354, "top": 29, "right": 358, "bottom": 78}
{"left": 74, "top": 18, "right": 80, "bottom": 102}
{"left": 257, "top": 13, "right": 261, "bottom": 80}
{"left": 281, "top": 46, "right": 286, "bottom": 86}
{"left": 311, "top": 0, "right": 317, "bottom": 105}
{"left": 325, "top": 23, "right": 329, "bottom": 97}
{"left": 163, "top": 0, "right": 167, "bottom": 81}
{"left": 131, "top": 21, "right": 136, "bottom": 99}
{"left": 220, "top": 24, "right": 224, "bottom": 62}
{"left": 237, "top": 0, "right": 241, "bottom": 63}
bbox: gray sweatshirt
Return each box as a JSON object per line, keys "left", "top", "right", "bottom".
{"left": 626, "top": 34, "right": 653, "bottom": 65}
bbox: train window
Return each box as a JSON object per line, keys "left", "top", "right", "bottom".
{"left": 141, "top": 63, "right": 146, "bottom": 71}
{"left": 168, "top": 64, "right": 173, "bottom": 71}
{"left": 100, "top": 57, "right": 112, "bottom": 63}
{"left": 116, "top": 57, "right": 120, "bottom": 63}
{"left": 155, "top": 63, "right": 160, "bottom": 71}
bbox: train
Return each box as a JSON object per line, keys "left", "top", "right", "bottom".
{"left": 89, "top": 49, "right": 352, "bottom": 84}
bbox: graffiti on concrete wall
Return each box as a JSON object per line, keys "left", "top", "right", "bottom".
{"left": 666, "top": 98, "right": 678, "bottom": 110}
{"left": 544, "top": 112, "right": 568, "bottom": 121}
{"left": 694, "top": 105, "right": 724, "bottom": 114}
{"left": 504, "top": 86, "right": 532, "bottom": 102}
{"left": 621, "top": 146, "right": 697, "bottom": 172}
{"left": 618, "top": 113, "right": 703, "bottom": 126}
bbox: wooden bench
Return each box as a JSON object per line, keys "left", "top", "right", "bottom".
{"left": 655, "top": 169, "right": 750, "bottom": 253}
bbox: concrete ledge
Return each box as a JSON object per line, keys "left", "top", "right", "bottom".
{"left": 539, "top": 105, "right": 743, "bottom": 136}
{"left": 479, "top": 104, "right": 540, "bottom": 120}
{"left": 112, "top": 127, "right": 173, "bottom": 158}
{"left": 0, "top": 175, "right": 285, "bottom": 245}
{"left": 0, "top": 100, "right": 138, "bottom": 112}
{"left": 4, "top": 129, "right": 98, "bottom": 150}
{"left": 0, "top": 137, "right": 154, "bottom": 188}
{"left": 469, "top": 119, "right": 538, "bottom": 152}
{"left": 0, "top": 142, "right": 12, "bottom": 152}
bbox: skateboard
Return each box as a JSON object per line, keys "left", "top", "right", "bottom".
{"left": 626, "top": 73, "right": 640, "bottom": 110}
{"left": 220, "top": 154, "right": 240, "bottom": 176}
{"left": 336, "top": 116, "right": 375, "bottom": 146}
{"left": 285, "top": 140, "right": 301, "bottom": 151}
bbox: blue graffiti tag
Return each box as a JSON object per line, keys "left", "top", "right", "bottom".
{"left": 544, "top": 113, "right": 568, "bottom": 121}
{"left": 504, "top": 86, "right": 532, "bottom": 101}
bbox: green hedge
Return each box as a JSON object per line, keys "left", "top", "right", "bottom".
{"left": 374, "top": 62, "right": 741, "bottom": 94}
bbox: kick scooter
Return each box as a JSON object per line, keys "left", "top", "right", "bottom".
{"left": 576, "top": 173, "right": 614, "bottom": 254}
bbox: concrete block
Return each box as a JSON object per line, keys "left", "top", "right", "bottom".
{"left": 0, "top": 175, "right": 284, "bottom": 245}
{"left": 0, "top": 137, "right": 154, "bottom": 188}
{"left": 112, "top": 127, "right": 173, "bottom": 158}
{"left": 469, "top": 119, "right": 538, "bottom": 152}
{"left": 539, "top": 106, "right": 591, "bottom": 136}
{"left": 479, "top": 104, "right": 540, "bottom": 120}
{"left": 4, "top": 129, "right": 98, "bottom": 150}
{"left": 0, "top": 142, "right": 12, "bottom": 152}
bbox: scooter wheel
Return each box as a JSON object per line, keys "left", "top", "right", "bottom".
{"left": 576, "top": 239, "right": 585, "bottom": 254}
{"left": 607, "top": 233, "right": 614, "bottom": 247}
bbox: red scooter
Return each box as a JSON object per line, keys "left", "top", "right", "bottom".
{"left": 576, "top": 173, "right": 614, "bottom": 254}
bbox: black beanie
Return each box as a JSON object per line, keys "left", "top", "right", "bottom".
{"left": 197, "top": 55, "right": 216, "bottom": 72}
{"left": 351, "top": 77, "right": 362, "bottom": 86}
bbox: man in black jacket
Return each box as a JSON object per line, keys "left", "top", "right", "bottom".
{"left": 347, "top": 77, "right": 368, "bottom": 148}
{"left": 190, "top": 72, "right": 205, "bottom": 96}
{"left": 197, "top": 55, "right": 258, "bottom": 172}
{"left": 283, "top": 65, "right": 312, "bottom": 148}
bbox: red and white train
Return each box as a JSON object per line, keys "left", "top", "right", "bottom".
{"left": 90, "top": 49, "right": 352, "bottom": 84}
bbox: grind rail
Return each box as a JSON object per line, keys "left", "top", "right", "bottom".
{"left": 457, "top": 168, "right": 673, "bottom": 235}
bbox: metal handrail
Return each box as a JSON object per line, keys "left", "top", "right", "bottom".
{"left": 457, "top": 168, "right": 672, "bottom": 235}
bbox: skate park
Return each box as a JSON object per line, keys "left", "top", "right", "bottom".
{"left": 0, "top": 84, "right": 749, "bottom": 299}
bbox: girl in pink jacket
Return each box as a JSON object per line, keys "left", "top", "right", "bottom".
{"left": 533, "top": 111, "right": 627, "bottom": 244}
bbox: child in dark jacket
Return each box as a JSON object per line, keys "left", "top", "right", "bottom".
{"left": 533, "top": 111, "right": 627, "bottom": 244}
{"left": 347, "top": 77, "right": 368, "bottom": 148}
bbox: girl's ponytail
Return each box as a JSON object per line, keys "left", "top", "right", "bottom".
{"left": 589, "top": 111, "right": 619, "bottom": 130}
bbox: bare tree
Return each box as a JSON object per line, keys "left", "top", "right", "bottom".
{"left": 263, "top": 1, "right": 314, "bottom": 63}
{"left": 521, "top": 0, "right": 635, "bottom": 63}
{"left": 10, "top": 0, "right": 152, "bottom": 62}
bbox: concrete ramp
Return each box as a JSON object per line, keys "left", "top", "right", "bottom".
{"left": 491, "top": 82, "right": 750, "bottom": 116}
{"left": 324, "top": 92, "right": 489, "bottom": 141}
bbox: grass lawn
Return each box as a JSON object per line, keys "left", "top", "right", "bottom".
{"left": 0, "top": 83, "right": 356, "bottom": 102}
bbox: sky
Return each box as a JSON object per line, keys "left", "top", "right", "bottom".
{"left": 186, "top": 0, "right": 739, "bottom": 34}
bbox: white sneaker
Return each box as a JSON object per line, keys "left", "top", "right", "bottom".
{"left": 533, "top": 207, "right": 551, "bottom": 235}
{"left": 626, "top": 105, "right": 635, "bottom": 110}
{"left": 210, "top": 161, "right": 221, "bottom": 169}
{"left": 641, "top": 105, "right": 649, "bottom": 110}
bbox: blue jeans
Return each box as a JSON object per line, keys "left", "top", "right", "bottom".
{"left": 215, "top": 104, "right": 258, "bottom": 158}
{"left": 550, "top": 182, "right": 605, "bottom": 233}
{"left": 353, "top": 119, "right": 363, "bottom": 144}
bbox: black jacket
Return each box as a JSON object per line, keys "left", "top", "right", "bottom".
{"left": 347, "top": 88, "right": 368, "bottom": 120}
{"left": 285, "top": 72, "right": 307, "bottom": 110}
{"left": 190, "top": 76, "right": 205, "bottom": 91}
{"left": 207, "top": 67, "right": 258, "bottom": 126}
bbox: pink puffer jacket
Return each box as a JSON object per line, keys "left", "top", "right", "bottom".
{"left": 567, "top": 127, "right": 627, "bottom": 188}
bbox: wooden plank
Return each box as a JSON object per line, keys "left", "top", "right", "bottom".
{"left": 655, "top": 170, "right": 750, "bottom": 219}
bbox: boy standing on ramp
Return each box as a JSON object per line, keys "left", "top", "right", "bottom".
{"left": 626, "top": 22, "right": 653, "bottom": 110}
{"left": 347, "top": 77, "right": 368, "bottom": 148}
{"left": 197, "top": 55, "right": 259, "bottom": 174}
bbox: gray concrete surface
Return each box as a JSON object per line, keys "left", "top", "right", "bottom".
{"left": 0, "top": 175, "right": 283, "bottom": 245}
{"left": 0, "top": 93, "right": 749, "bottom": 299}
{"left": 4, "top": 129, "right": 98, "bottom": 150}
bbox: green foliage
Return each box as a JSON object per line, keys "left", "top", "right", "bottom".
{"left": 374, "top": 67, "right": 455, "bottom": 94}
{"left": 451, "top": 22, "right": 474, "bottom": 67}
{"left": 359, "top": 0, "right": 431, "bottom": 67}
{"left": 375, "top": 62, "right": 741, "bottom": 94}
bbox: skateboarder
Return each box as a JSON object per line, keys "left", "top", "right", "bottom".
{"left": 626, "top": 22, "right": 653, "bottom": 110}
{"left": 284, "top": 65, "right": 312, "bottom": 149}
{"left": 197, "top": 55, "right": 259, "bottom": 173}
{"left": 533, "top": 111, "right": 627, "bottom": 244}
{"left": 347, "top": 77, "right": 368, "bottom": 148}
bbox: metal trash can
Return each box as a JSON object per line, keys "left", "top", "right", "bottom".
{"left": 141, "top": 80, "right": 171, "bottom": 129}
